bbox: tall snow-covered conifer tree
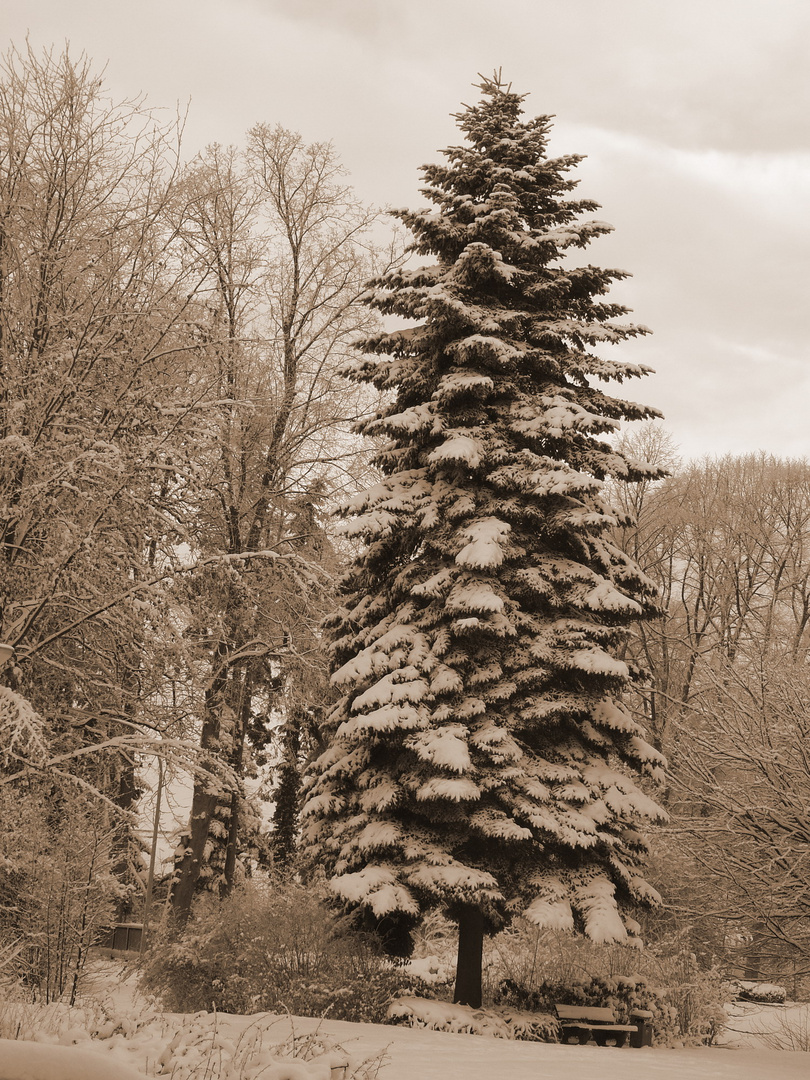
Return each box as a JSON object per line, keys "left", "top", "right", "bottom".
{"left": 302, "top": 74, "right": 667, "bottom": 1008}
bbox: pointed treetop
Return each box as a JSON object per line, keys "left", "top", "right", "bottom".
{"left": 476, "top": 68, "right": 513, "bottom": 96}
{"left": 452, "top": 71, "right": 547, "bottom": 161}
{"left": 458, "top": 68, "right": 526, "bottom": 113}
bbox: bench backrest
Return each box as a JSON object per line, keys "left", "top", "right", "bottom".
{"left": 555, "top": 1005, "right": 617, "bottom": 1023}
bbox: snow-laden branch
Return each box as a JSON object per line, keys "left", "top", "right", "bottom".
{"left": 9, "top": 545, "right": 323, "bottom": 662}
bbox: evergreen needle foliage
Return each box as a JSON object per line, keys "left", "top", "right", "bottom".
{"left": 302, "top": 74, "right": 667, "bottom": 1004}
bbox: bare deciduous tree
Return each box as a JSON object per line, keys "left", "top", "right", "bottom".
{"left": 169, "top": 129, "right": 390, "bottom": 920}
{"left": 675, "top": 653, "right": 810, "bottom": 982}
{"left": 614, "top": 440, "right": 810, "bottom": 981}
{"left": 616, "top": 445, "right": 810, "bottom": 757}
{"left": 0, "top": 44, "right": 223, "bottom": 912}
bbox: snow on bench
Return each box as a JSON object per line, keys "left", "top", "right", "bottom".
{"left": 554, "top": 1004, "right": 652, "bottom": 1048}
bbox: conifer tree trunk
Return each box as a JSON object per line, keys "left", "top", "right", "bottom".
{"left": 453, "top": 905, "right": 485, "bottom": 1008}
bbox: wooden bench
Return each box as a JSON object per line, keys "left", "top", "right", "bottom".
{"left": 555, "top": 1004, "right": 652, "bottom": 1047}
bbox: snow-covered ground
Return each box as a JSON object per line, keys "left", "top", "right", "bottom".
{"left": 0, "top": 962, "right": 807, "bottom": 1080}
{"left": 723, "top": 998, "right": 810, "bottom": 1053}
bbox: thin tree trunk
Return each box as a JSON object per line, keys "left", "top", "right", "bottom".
{"left": 221, "top": 790, "right": 240, "bottom": 897}
{"left": 141, "top": 756, "right": 163, "bottom": 951}
{"left": 453, "top": 904, "right": 484, "bottom": 1008}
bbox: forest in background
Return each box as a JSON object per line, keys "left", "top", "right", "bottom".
{"left": 1, "top": 45, "right": 809, "bottom": 1009}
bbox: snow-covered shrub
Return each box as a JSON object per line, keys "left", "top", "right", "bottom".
{"left": 140, "top": 878, "right": 425, "bottom": 1021}
{"left": 0, "top": 784, "right": 121, "bottom": 1005}
{"left": 646, "top": 950, "right": 732, "bottom": 1045}
{"left": 495, "top": 973, "right": 678, "bottom": 1044}
{"left": 396, "top": 910, "right": 456, "bottom": 992}
{"left": 152, "top": 1016, "right": 387, "bottom": 1080}
{"left": 387, "top": 996, "right": 558, "bottom": 1041}
{"left": 0, "top": 997, "right": 133, "bottom": 1044}
{"left": 398, "top": 954, "right": 454, "bottom": 989}
{"left": 408, "top": 910, "right": 457, "bottom": 964}
{"left": 734, "top": 981, "right": 787, "bottom": 1004}
{"left": 0, "top": 999, "right": 387, "bottom": 1080}
{"left": 482, "top": 920, "right": 655, "bottom": 999}
{"left": 483, "top": 920, "right": 731, "bottom": 1045}
{"left": 482, "top": 920, "right": 575, "bottom": 998}
{"left": 0, "top": 1000, "right": 74, "bottom": 1042}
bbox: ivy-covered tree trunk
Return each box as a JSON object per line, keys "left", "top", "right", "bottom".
{"left": 303, "top": 73, "right": 667, "bottom": 1010}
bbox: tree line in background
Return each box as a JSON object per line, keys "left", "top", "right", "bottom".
{"left": 1, "top": 47, "right": 808, "bottom": 1007}
{"left": 615, "top": 435, "right": 810, "bottom": 990}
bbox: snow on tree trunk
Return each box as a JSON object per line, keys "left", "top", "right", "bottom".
{"left": 303, "top": 72, "right": 668, "bottom": 1008}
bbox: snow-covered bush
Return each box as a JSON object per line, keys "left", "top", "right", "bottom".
{"left": 483, "top": 919, "right": 660, "bottom": 991}
{"left": 151, "top": 1016, "right": 387, "bottom": 1080}
{"left": 140, "top": 878, "right": 425, "bottom": 1021}
{"left": 641, "top": 948, "right": 732, "bottom": 1045}
{"left": 496, "top": 963, "right": 732, "bottom": 1047}
{"left": 749, "top": 1005, "right": 810, "bottom": 1052}
{"left": 482, "top": 920, "right": 574, "bottom": 996}
{"left": 481, "top": 920, "right": 731, "bottom": 1045}
{"left": 0, "top": 999, "right": 104, "bottom": 1043}
{"left": 0, "top": 999, "right": 387, "bottom": 1080}
{"left": 495, "top": 973, "right": 678, "bottom": 1044}
{"left": 734, "top": 981, "right": 787, "bottom": 1004}
{"left": 387, "top": 996, "right": 558, "bottom": 1042}
{"left": 0, "top": 783, "right": 122, "bottom": 1005}
{"left": 398, "top": 954, "right": 454, "bottom": 989}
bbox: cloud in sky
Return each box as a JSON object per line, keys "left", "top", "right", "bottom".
{"left": 258, "top": 0, "right": 810, "bottom": 151}
{"left": 4, "top": 0, "right": 809, "bottom": 461}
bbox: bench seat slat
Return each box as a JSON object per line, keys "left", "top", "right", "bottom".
{"left": 555, "top": 1005, "right": 617, "bottom": 1021}
{"left": 559, "top": 1022, "right": 637, "bottom": 1032}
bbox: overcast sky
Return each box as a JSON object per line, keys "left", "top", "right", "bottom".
{"left": 5, "top": 0, "right": 809, "bottom": 463}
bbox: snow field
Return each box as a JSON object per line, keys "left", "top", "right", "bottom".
{"left": 0, "top": 1009, "right": 376, "bottom": 1080}
{"left": 2, "top": 1007, "right": 810, "bottom": 1080}
{"left": 1, "top": 966, "right": 808, "bottom": 1080}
